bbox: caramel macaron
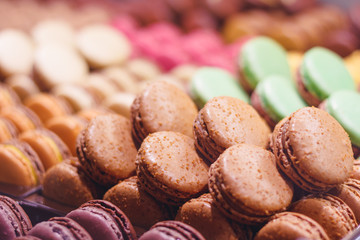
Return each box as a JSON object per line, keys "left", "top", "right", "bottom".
{"left": 18, "top": 128, "right": 71, "bottom": 170}
{"left": 104, "top": 176, "right": 175, "bottom": 230}
{"left": 194, "top": 96, "right": 270, "bottom": 164}
{"left": 77, "top": 114, "right": 137, "bottom": 187}
{"left": 136, "top": 131, "right": 209, "bottom": 205}
{"left": 254, "top": 212, "right": 330, "bottom": 240}
{"left": 131, "top": 80, "right": 198, "bottom": 148}
{"left": 4, "top": 74, "right": 40, "bottom": 102}
{"left": 0, "top": 117, "right": 17, "bottom": 143}
{"left": 291, "top": 193, "right": 357, "bottom": 240}
{"left": 0, "top": 82, "right": 20, "bottom": 110}
{"left": 1, "top": 105, "right": 42, "bottom": 133}
{"left": 208, "top": 144, "right": 293, "bottom": 224}
{"left": 24, "top": 93, "right": 73, "bottom": 124}
{"left": 176, "top": 193, "right": 253, "bottom": 240}
{"left": 272, "top": 107, "right": 354, "bottom": 192}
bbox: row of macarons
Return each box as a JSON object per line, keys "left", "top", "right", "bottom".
{"left": 0, "top": 194, "right": 208, "bottom": 240}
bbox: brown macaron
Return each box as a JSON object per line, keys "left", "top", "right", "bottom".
{"left": 136, "top": 131, "right": 209, "bottom": 206}
{"left": 0, "top": 83, "right": 20, "bottom": 109}
{"left": 291, "top": 193, "right": 357, "bottom": 240}
{"left": 329, "top": 178, "right": 360, "bottom": 223}
{"left": 350, "top": 159, "right": 360, "bottom": 180}
{"left": 42, "top": 158, "right": 100, "bottom": 207}
{"left": 0, "top": 105, "right": 42, "bottom": 133}
{"left": 194, "top": 96, "right": 270, "bottom": 164}
{"left": 208, "top": 143, "right": 293, "bottom": 225}
{"left": 104, "top": 176, "right": 175, "bottom": 230}
{"left": 272, "top": 107, "right": 354, "bottom": 192}
{"left": 131, "top": 80, "right": 198, "bottom": 148}
{"left": 24, "top": 93, "right": 72, "bottom": 124}
{"left": 77, "top": 114, "right": 137, "bottom": 187}
{"left": 254, "top": 212, "right": 330, "bottom": 240}
{"left": 18, "top": 128, "right": 71, "bottom": 170}
{"left": 176, "top": 193, "right": 253, "bottom": 240}
{"left": 45, "top": 115, "right": 87, "bottom": 156}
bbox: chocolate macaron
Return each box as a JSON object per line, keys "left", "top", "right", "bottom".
{"left": 77, "top": 114, "right": 137, "bottom": 186}
{"left": 254, "top": 212, "right": 329, "bottom": 240}
{"left": 139, "top": 221, "right": 205, "bottom": 240}
{"left": 0, "top": 195, "right": 32, "bottom": 240}
{"left": 291, "top": 193, "right": 357, "bottom": 240}
{"left": 194, "top": 96, "right": 270, "bottom": 164}
{"left": 208, "top": 144, "right": 293, "bottom": 224}
{"left": 272, "top": 107, "right": 354, "bottom": 192}
{"left": 136, "top": 131, "right": 209, "bottom": 205}
{"left": 131, "top": 80, "right": 198, "bottom": 148}
{"left": 66, "top": 200, "right": 137, "bottom": 240}
{"left": 28, "top": 217, "right": 92, "bottom": 240}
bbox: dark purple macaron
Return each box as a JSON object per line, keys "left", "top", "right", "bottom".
{"left": 0, "top": 195, "right": 32, "bottom": 240}
{"left": 27, "top": 217, "right": 91, "bottom": 240}
{"left": 66, "top": 200, "right": 137, "bottom": 240}
{"left": 139, "top": 221, "right": 205, "bottom": 240}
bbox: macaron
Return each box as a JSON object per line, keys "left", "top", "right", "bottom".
{"left": 103, "top": 176, "right": 175, "bottom": 229}
{"left": 18, "top": 128, "right": 71, "bottom": 170}
{"left": 272, "top": 107, "right": 354, "bottom": 192}
{"left": 76, "top": 24, "right": 132, "bottom": 68}
{"left": 0, "top": 117, "right": 18, "bottom": 143}
{"left": 176, "top": 193, "right": 253, "bottom": 240}
{"left": 136, "top": 131, "right": 209, "bottom": 205}
{"left": 131, "top": 80, "right": 198, "bottom": 148}
{"left": 66, "top": 200, "right": 137, "bottom": 240}
{"left": 31, "top": 19, "right": 75, "bottom": 46}
{"left": 42, "top": 159, "right": 99, "bottom": 207}
{"left": 351, "top": 159, "right": 360, "bottom": 180}
{"left": 208, "top": 144, "right": 293, "bottom": 224}
{"left": 28, "top": 217, "right": 92, "bottom": 240}
{"left": 0, "top": 29, "right": 34, "bottom": 78}
{"left": 103, "top": 92, "right": 136, "bottom": 119}
{"left": 320, "top": 90, "right": 360, "bottom": 158}
{"left": 101, "top": 67, "right": 139, "bottom": 94}
{"left": 4, "top": 74, "right": 40, "bottom": 102}
{"left": 238, "top": 36, "right": 292, "bottom": 92}
{"left": 24, "top": 93, "right": 73, "bottom": 125}
{"left": 0, "top": 140, "right": 44, "bottom": 186}
{"left": 329, "top": 178, "right": 360, "bottom": 222}
{"left": 139, "top": 221, "right": 205, "bottom": 240}
{"left": 194, "top": 96, "right": 270, "bottom": 164}
{"left": 291, "top": 193, "right": 357, "bottom": 240}
{"left": 33, "top": 43, "right": 88, "bottom": 91}
{"left": 77, "top": 114, "right": 137, "bottom": 186}
{"left": 124, "top": 58, "right": 161, "bottom": 83}
{"left": 190, "top": 66, "right": 249, "bottom": 108}
{"left": 0, "top": 105, "right": 42, "bottom": 133}
{"left": 296, "top": 47, "right": 355, "bottom": 106}
{"left": 45, "top": 115, "right": 87, "bottom": 156}
{"left": 0, "top": 195, "right": 32, "bottom": 240}
{"left": 254, "top": 212, "right": 330, "bottom": 240}
{"left": 251, "top": 75, "right": 307, "bottom": 128}
{"left": 81, "top": 73, "right": 118, "bottom": 101}
{"left": 76, "top": 107, "right": 113, "bottom": 122}
{"left": 0, "top": 82, "right": 21, "bottom": 110}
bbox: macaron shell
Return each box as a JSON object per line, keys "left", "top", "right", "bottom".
{"left": 190, "top": 67, "right": 249, "bottom": 108}
{"left": 291, "top": 194, "right": 357, "bottom": 240}
{"left": 42, "top": 161, "right": 95, "bottom": 207}
{"left": 254, "top": 212, "right": 330, "bottom": 240}
{"left": 324, "top": 90, "right": 360, "bottom": 147}
{"left": 131, "top": 81, "right": 198, "bottom": 147}
{"left": 275, "top": 107, "right": 354, "bottom": 191}
{"left": 299, "top": 47, "right": 355, "bottom": 101}
{"left": 208, "top": 144, "right": 293, "bottom": 224}
{"left": 194, "top": 96, "right": 270, "bottom": 163}
{"left": 176, "top": 193, "right": 252, "bottom": 240}
{"left": 0, "top": 117, "right": 17, "bottom": 143}
{"left": 0, "top": 83, "right": 21, "bottom": 109}
{"left": 1, "top": 106, "right": 42, "bottom": 133}
{"left": 136, "top": 131, "right": 209, "bottom": 205}
{"left": 239, "top": 36, "right": 291, "bottom": 90}
{"left": 103, "top": 176, "right": 174, "bottom": 229}
{"left": 77, "top": 114, "right": 137, "bottom": 186}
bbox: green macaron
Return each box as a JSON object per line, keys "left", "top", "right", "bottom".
{"left": 238, "top": 36, "right": 291, "bottom": 91}
{"left": 253, "top": 75, "right": 307, "bottom": 125}
{"left": 190, "top": 66, "right": 249, "bottom": 108}
{"left": 299, "top": 47, "right": 355, "bottom": 105}
{"left": 323, "top": 90, "right": 360, "bottom": 147}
